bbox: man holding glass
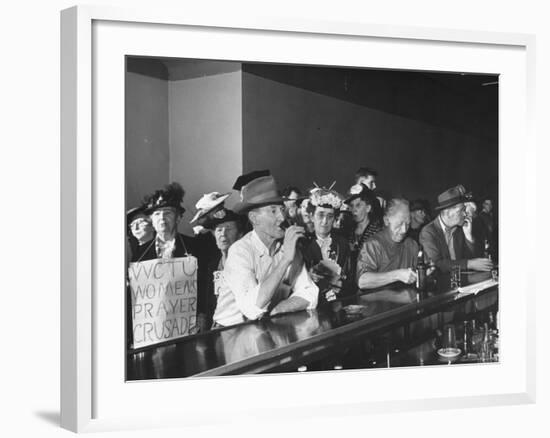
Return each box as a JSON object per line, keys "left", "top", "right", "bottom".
{"left": 419, "top": 185, "right": 493, "bottom": 273}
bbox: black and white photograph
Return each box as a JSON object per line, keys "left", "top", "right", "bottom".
{"left": 125, "top": 56, "right": 499, "bottom": 380}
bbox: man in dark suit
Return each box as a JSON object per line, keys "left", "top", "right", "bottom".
{"left": 419, "top": 185, "right": 493, "bottom": 273}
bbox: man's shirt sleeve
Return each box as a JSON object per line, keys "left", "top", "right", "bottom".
{"left": 356, "top": 239, "right": 380, "bottom": 283}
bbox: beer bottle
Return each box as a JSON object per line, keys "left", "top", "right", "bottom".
{"left": 483, "top": 239, "right": 492, "bottom": 260}
{"left": 416, "top": 244, "right": 427, "bottom": 291}
{"left": 488, "top": 311, "right": 497, "bottom": 331}
{"left": 462, "top": 320, "right": 470, "bottom": 355}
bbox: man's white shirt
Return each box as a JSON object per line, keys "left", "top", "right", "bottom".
{"left": 214, "top": 230, "right": 319, "bottom": 326}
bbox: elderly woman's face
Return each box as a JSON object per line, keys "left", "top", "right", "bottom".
{"left": 150, "top": 207, "right": 179, "bottom": 235}
{"left": 130, "top": 214, "right": 154, "bottom": 243}
{"left": 213, "top": 221, "right": 241, "bottom": 252}
{"left": 350, "top": 198, "right": 370, "bottom": 224}
{"left": 312, "top": 206, "right": 336, "bottom": 238}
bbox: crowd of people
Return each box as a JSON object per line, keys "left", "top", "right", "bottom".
{"left": 126, "top": 167, "right": 496, "bottom": 333}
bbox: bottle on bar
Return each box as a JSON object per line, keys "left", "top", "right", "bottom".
{"left": 488, "top": 311, "right": 497, "bottom": 331}
{"left": 480, "top": 322, "right": 490, "bottom": 362}
{"left": 483, "top": 239, "right": 492, "bottom": 260}
{"left": 462, "top": 320, "right": 470, "bottom": 355}
{"left": 416, "top": 244, "right": 427, "bottom": 291}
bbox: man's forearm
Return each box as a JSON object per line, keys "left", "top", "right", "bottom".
{"left": 256, "top": 257, "right": 293, "bottom": 308}
{"left": 358, "top": 271, "right": 400, "bottom": 289}
{"left": 270, "top": 296, "right": 309, "bottom": 315}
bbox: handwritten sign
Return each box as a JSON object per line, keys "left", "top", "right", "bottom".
{"left": 128, "top": 256, "right": 198, "bottom": 348}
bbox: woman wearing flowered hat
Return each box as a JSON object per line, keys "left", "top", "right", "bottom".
{"left": 301, "top": 186, "right": 354, "bottom": 303}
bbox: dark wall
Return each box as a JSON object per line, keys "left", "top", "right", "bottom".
{"left": 242, "top": 64, "right": 498, "bottom": 208}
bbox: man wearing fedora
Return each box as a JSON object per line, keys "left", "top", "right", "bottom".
{"left": 420, "top": 185, "right": 493, "bottom": 273}
{"left": 221, "top": 171, "right": 319, "bottom": 324}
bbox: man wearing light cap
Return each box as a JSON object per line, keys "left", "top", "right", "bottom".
{"left": 220, "top": 171, "right": 319, "bottom": 325}
{"left": 420, "top": 185, "right": 492, "bottom": 273}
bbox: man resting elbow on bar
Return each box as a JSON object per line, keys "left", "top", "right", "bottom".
{"left": 419, "top": 185, "right": 493, "bottom": 273}
{"left": 220, "top": 171, "right": 318, "bottom": 326}
{"left": 357, "top": 198, "right": 421, "bottom": 289}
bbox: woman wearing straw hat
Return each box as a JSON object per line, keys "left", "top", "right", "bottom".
{"left": 190, "top": 192, "right": 244, "bottom": 330}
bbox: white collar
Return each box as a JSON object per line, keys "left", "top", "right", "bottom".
{"left": 250, "top": 229, "right": 282, "bottom": 256}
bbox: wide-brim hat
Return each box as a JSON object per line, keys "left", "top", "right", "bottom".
{"left": 435, "top": 185, "right": 472, "bottom": 211}
{"left": 199, "top": 208, "right": 243, "bottom": 230}
{"left": 143, "top": 182, "right": 186, "bottom": 215}
{"left": 190, "top": 192, "right": 231, "bottom": 224}
{"left": 344, "top": 183, "right": 376, "bottom": 205}
{"left": 232, "top": 174, "right": 284, "bottom": 214}
{"left": 126, "top": 206, "right": 148, "bottom": 223}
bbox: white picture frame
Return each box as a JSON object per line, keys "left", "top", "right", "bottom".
{"left": 60, "top": 5, "right": 536, "bottom": 433}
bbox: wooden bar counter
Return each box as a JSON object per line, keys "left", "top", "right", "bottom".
{"left": 127, "top": 271, "right": 498, "bottom": 380}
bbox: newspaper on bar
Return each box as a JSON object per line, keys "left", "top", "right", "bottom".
{"left": 128, "top": 256, "right": 198, "bottom": 348}
{"left": 457, "top": 278, "right": 498, "bottom": 295}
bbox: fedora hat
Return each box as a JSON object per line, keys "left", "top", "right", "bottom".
{"left": 190, "top": 192, "right": 231, "bottom": 224}
{"left": 435, "top": 185, "right": 472, "bottom": 211}
{"left": 232, "top": 173, "right": 284, "bottom": 214}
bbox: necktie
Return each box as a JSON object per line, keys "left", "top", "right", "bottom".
{"left": 445, "top": 227, "right": 456, "bottom": 260}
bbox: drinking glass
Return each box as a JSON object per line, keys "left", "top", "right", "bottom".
{"left": 442, "top": 324, "right": 457, "bottom": 349}
{"left": 450, "top": 265, "right": 461, "bottom": 289}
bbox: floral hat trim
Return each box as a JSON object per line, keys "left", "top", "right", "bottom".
{"left": 309, "top": 182, "right": 344, "bottom": 210}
